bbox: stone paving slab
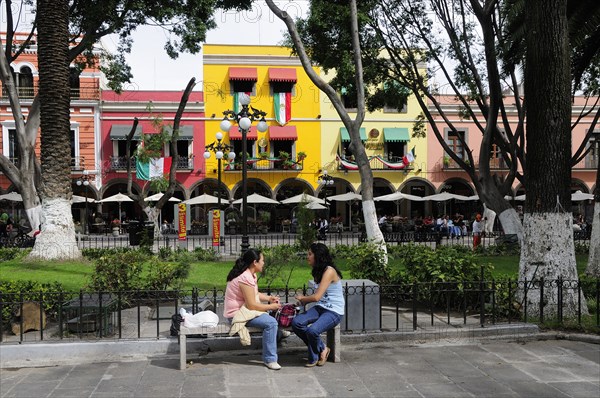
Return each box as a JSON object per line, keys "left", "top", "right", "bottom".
{"left": 1, "top": 339, "right": 598, "bottom": 398}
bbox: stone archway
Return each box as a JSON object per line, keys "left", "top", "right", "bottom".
{"left": 231, "top": 179, "right": 274, "bottom": 226}
{"left": 399, "top": 178, "right": 436, "bottom": 218}
{"left": 99, "top": 180, "right": 143, "bottom": 221}
{"left": 274, "top": 178, "right": 314, "bottom": 223}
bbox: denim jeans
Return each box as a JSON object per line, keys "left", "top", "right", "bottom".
{"left": 292, "top": 305, "right": 342, "bottom": 364}
{"left": 246, "top": 313, "right": 279, "bottom": 363}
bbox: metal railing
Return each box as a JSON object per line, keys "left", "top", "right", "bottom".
{"left": 1, "top": 278, "right": 597, "bottom": 344}
{"left": 1, "top": 82, "right": 100, "bottom": 100}
{"left": 111, "top": 156, "right": 194, "bottom": 171}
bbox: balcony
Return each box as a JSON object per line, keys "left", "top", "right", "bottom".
{"left": 441, "top": 156, "right": 508, "bottom": 170}
{"left": 1, "top": 82, "right": 100, "bottom": 101}
{"left": 224, "top": 157, "right": 304, "bottom": 171}
{"left": 337, "top": 155, "right": 411, "bottom": 171}
{"left": 110, "top": 156, "right": 194, "bottom": 171}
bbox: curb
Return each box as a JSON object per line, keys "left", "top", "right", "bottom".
{"left": 0, "top": 323, "right": 548, "bottom": 369}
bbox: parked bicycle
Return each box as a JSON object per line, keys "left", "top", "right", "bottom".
{"left": 0, "top": 226, "right": 36, "bottom": 248}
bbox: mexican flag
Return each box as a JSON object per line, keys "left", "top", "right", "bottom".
{"left": 402, "top": 147, "right": 416, "bottom": 165}
{"left": 274, "top": 92, "right": 291, "bottom": 126}
{"left": 136, "top": 157, "right": 172, "bottom": 180}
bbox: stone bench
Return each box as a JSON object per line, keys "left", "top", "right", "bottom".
{"left": 178, "top": 323, "right": 341, "bottom": 370}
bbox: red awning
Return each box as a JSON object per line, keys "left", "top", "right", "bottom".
{"left": 268, "top": 68, "right": 297, "bottom": 83}
{"left": 229, "top": 126, "right": 258, "bottom": 140}
{"left": 229, "top": 67, "right": 258, "bottom": 81}
{"left": 269, "top": 126, "right": 297, "bottom": 141}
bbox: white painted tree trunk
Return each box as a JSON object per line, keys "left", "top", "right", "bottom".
{"left": 586, "top": 202, "right": 600, "bottom": 277}
{"left": 24, "top": 205, "right": 42, "bottom": 234}
{"left": 518, "top": 213, "right": 587, "bottom": 318}
{"left": 362, "top": 199, "right": 388, "bottom": 260}
{"left": 144, "top": 206, "right": 160, "bottom": 239}
{"left": 497, "top": 208, "right": 523, "bottom": 242}
{"left": 28, "top": 198, "right": 81, "bottom": 260}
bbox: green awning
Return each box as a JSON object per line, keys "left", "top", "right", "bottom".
{"left": 383, "top": 127, "right": 410, "bottom": 142}
{"left": 340, "top": 127, "right": 367, "bottom": 143}
{"left": 164, "top": 125, "right": 194, "bottom": 140}
{"left": 109, "top": 125, "right": 142, "bottom": 140}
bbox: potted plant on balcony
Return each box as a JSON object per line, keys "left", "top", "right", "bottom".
{"left": 258, "top": 151, "right": 269, "bottom": 160}
{"left": 297, "top": 151, "right": 307, "bottom": 161}
{"left": 443, "top": 156, "right": 450, "bottom": 168}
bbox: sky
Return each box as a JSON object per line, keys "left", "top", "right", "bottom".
{"left": 101, "top": 1, "right": 310, "bottom": 91}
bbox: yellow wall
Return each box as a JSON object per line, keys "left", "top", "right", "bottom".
{"left": 203, "top": 44, "right": 322, "bottom": 195}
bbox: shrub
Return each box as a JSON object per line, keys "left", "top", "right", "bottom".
{"left": 347, "top": 242, "right": 389, "bottom": 284}
{"left": 193, "top": 247, "right": 220, "bottom": 262}
{"left": 0, "top": 247, "right": 26, "bottom": 262}
{"left": 82, "top": 247, "right": 136, "bottom": 261}
{"left": 87, "top": 251, "right": 145, "bottom": 292}
{"left": 296, "top": 199, "right": 316, "bottom": 251}
{"left": 143, "top": 257, "right": 191, "bottom": 290}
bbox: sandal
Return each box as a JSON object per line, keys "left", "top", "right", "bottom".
{"left": 317, "top": 347, "right": 330, "bottom": 366}
{"left": 305, "top": 361, "right": 318, "bottom": 368}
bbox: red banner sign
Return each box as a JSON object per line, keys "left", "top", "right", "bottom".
{"left": 212, "top": 210, "right": 221, "bottom": 246}
{"left": 178, "top": 203, "right": 187, "bottom": 241}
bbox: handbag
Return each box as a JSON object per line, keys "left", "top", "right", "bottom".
{"left": 273, "top": 304, "right": 299, "bottom": 328}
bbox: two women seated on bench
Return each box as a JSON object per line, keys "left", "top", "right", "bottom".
{"left": 223, "top": 243, "right": 344, "bottom": 370}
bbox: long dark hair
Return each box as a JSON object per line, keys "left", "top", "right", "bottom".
{"left": 227, "top": 248, "right": 262, "bottom": 282}
{"left": 310, "top": 242, "right": 342, "bottom": 284}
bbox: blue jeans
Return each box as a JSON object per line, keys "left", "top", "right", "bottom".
{"left": 246, "top": 313, "right": 279, "bottom": 363}
{"left": 292, "top": 305, "right": 342, "bottom": 364}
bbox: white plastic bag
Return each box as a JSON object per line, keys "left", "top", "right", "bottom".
{"left": 180, "top": 308, "right": 219, "bottom": 328}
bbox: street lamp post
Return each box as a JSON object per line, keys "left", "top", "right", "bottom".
{"left": 203, "top": 132, "right": 236, "bottom": 211}
{"left": 218, "top": 93, "right": 268, "bottom": 254}
{"left": 318, "top": 170, "right": 335, "bottom": 218}
{"left": 76, "top": 176, "right": 91, "bottom": 234}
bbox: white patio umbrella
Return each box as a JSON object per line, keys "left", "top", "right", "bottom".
{"left": 232, "top": 193, "right": 279, "bottom": 205}
{"left": 514, "top": 194, "right": 526, "bottom": 201}
{"left": 423, "top": 192, "right": 471, "bottom": 201}
{"left": 327, "top": 192, "right": 362, "bottom": 201}
{"left": 464, "top": 195, "right": 481, "bottom": 201}
{"left": 72, "top": 195, "right": 95, "bottom": 203}
{"left": 305, "top": 201, "right": 328, "bottom": 210}
{"left": 183, "top": 193, "right": 220, "bottom": 205}
{"left": 100, "top": 193, "right": 134, "bottom": 220}
{"left": 571, "top": 190, "right": 594, "bottom": 201}
{"left": 374, "top": 192, "right": 426, "bottom": 202}
{"left": 145, "top": 193, "right": 182, "bottom": 202}
{"left": 0, "top": 192, "right": 22, "bottom": 201}
{"left": 280, "top": 193, "right": 326, "bottom": 204}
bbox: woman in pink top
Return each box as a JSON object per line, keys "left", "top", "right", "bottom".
{"left": 223, "top": 249, "right": 282, "bottom": 370}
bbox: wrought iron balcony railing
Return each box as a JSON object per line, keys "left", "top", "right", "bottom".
{"left": 1, "top": 81, "right": 100, "bottom": 101}
{"left": 111, "top": 156, "right": 194, "bottom": 171}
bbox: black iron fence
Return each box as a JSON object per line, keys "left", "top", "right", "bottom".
{"left": 1, "top": 278, "right": 598, "bottom": 344}
{"left": 73, "top": 230, "right": 534, "bottom": 255}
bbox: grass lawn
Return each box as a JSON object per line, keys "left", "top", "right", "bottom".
{"left": 0, "top": 254, "right": 589, "bottom": 292}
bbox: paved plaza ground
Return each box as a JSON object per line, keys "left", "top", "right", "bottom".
{"left": 1, "top": 337, "right": 599, "bottom": 398}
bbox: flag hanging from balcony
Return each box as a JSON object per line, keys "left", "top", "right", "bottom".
{"left": 274, "top": 92, "right": 291, "bottom": 125}
{"left": 136, "top": 157, "right": 172, "bottom": 180}
{"left": 402, "top": 147, "right": 416, "bottom": 165}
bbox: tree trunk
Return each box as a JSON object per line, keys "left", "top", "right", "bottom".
{"left": 144, "top": 206, "right": 161, "bottom": 239}
{"left": 29, "top": 0, "right": 80, "bottom": 260}
{"left": 519, "top": 0, "right": 585, "bottom": 317}
{"left": 478, "top": 180, "right": 524, "bottom": 241}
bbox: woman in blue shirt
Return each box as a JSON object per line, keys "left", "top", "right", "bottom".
{"left": 293, "top": 242, "right": 344, "bottom": 367}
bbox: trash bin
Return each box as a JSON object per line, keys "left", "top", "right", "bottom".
{"left": 128, "top": 221, "right": 141, "bottom": 246}
{"left": 143, "top": 221, "right": 155, "bottom": 242}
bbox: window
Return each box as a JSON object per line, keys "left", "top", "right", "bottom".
{"left": 489, "top": 144, "right": 504, "bottom": 168}
{"left": 18, "top": 66, "right": 34, "bottom": 98}
{"left": 70, "top": 67, "right": 80, "bottom": 99}
{"left": 382, "top": 81, "right": 409, "bottom": 113}
{"left": 114, "top": 140, "right": 140, "bottom": 158}
{"left": 586, "top": 131, "right": 600, "bottom": 169}
{"left": 8, "top": 129, "right": 19, "bottom": 164}
{"left": 231, "top": 81, "right": 255, "bottom": 94}
{"left": 385, "top": 142, "right": 406, "bottom": 163}
{"left": 445, "top": 129, "right": 467, "bottom": 166}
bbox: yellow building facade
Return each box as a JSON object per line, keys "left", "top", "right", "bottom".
{"left": 202, "top": 44, "right": 427, "bottom": 224}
